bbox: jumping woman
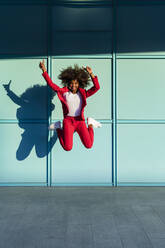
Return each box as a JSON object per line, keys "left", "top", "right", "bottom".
{"left": 39, "top": 59, "right": 101, "bottom": 151}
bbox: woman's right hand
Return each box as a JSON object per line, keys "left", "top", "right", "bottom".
{"left": 39, "top": 59, "right": 47, "bottom": 72}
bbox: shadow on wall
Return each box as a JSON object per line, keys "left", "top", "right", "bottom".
{"left": 3, "top": 81, "right": 58, "bottom": 160}
{"left": 1, "top": 1, "right": 165, "bottom": 55}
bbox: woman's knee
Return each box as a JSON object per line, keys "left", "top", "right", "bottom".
{"left": 84, "top": 142, "right": 93, "bottom": 149}
{"left": 63, "top": 144, "right": 73, "bottom": 151}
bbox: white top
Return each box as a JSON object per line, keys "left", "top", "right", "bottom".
{"left": 63, "top": 91, "right": 83, "bottom": 116}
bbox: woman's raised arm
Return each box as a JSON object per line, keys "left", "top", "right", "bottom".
{"left": 83, "top": 66, "right": 100, "bottom": 98}
{"left": 39, "top": 59, "right": 61, "bottom": 92}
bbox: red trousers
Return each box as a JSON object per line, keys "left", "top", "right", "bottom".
{"left": 57, "top": 116, "right": 94, "bottom": 151}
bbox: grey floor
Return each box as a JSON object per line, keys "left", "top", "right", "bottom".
{"left": 1, "top": 187, "right": 165, "bottom": 248}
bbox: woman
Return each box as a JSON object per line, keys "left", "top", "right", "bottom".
{"left": 39, "top": 59, "right": 101, "bottom": 151}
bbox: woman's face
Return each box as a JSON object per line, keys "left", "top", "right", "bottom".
{"left": 69, "top": 79, "right": 79, "bottom": 94}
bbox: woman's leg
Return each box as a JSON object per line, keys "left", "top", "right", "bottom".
{"left": 57, "top": 118, "right": 74, "bottom": 151}
{"left": 76, "top": 121, "right": 94, "bottom": 149}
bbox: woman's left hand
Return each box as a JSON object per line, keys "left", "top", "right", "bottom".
{"left": 83, "top": 66, "right": 93, "bottom": 75}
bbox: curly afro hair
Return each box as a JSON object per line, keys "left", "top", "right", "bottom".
{"left": 58, "top": 64, "right": 91, "bottom": 89}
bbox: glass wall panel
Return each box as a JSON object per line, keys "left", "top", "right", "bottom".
{"left": 117, "top": 124, "right": 165, "bottom": 183}
{"left": 53, "top": 5, "right": 112, "bottom": 31}
{"left": 0, "top": 6, "right": 47, "bottom": 56}
{"left": 117, "top": 59, "right": 165, "bottom": 119}
{"left": 117, "top": 2, "right": 165, "bottom": 55}
{"left": 52, "top": 32, "right": 112, "bottom": 55}
{"left": 0, "top": 123, "right": 47, "bottom": 183}
{"left": 51, "top": 5, "right": 112, "bottom": 55}
{"left": 0, "top": 59, "right": 48, "bottom": 120}
{"left": 52, "top": 124, "right": 112, "bottom": 184}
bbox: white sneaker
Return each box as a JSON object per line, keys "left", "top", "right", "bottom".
{"left": 87, "top": 117, "right": 102, "bottom": 128}
{"left": 48, "top": 121, "right": 61, "bottom": 130}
